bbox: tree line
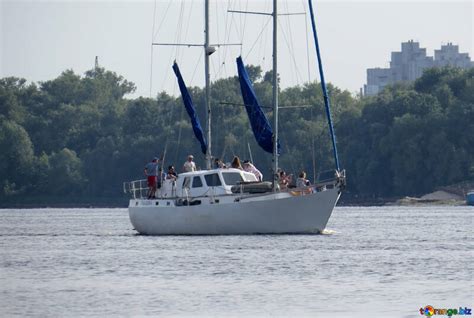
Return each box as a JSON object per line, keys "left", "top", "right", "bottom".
{"left": 0, "top": 65, "right": 472, "bottom": 204}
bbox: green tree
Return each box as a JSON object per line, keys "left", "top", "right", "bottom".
{"left": 46, "top": 148, "right": 86, "bottom": 195}
{"left": 0, "top": 120, "right": 35, "bottom": 196}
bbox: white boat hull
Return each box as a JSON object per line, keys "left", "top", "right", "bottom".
{"left": 128, "top": 187, "right": 341, "bottom": 235}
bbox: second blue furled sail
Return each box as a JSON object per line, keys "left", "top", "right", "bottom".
{"left": 236, "top": 56, "right": 279, "bottom": 154}
{"left": 172, "top": 62, "right": 208, "bottom": 155}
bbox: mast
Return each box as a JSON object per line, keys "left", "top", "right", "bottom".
{"left": 272, "top": 0, "right": 279, "bottom": 190}
{"left": 204, "top": 0, "right": 212, "bottom": 170}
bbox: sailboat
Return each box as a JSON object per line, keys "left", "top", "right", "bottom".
{"left": 124, "top": 0, "right": 346, "bottom": 235}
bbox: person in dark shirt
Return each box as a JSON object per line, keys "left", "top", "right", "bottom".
{"left": 166, "top": 165, "right": 178, "bottom": 181}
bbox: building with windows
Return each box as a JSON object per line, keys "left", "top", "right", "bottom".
{"left": 364, "top": 41, "right": 473, "bottom": 96}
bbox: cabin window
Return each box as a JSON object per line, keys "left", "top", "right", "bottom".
{"left": 242, "top": 173, "right": 258, "bottom": 182}
{"left": 192, "top": 176, "right": 203, "bottom": 188}
{"left": 222, "top": 172, "right": 243, "bottom": 185}
{"left": 204, "top": 173, "right": 222, "bottom": 187}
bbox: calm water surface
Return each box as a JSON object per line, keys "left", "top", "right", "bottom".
{"left": 0, "top": 206, "right": 472, "bottom": 317}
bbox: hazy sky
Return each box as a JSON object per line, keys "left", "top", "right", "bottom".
{"left": 1, "top": 0, "right": 472, "bottom": 98}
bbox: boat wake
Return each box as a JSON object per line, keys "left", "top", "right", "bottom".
{"left": 320, "top": 229, "right": 336, "bottom": 235}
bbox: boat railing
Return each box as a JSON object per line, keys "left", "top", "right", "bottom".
{"left": 123, "top": 179, "right": 148, "bottom": 199}
{"left": 315, "top": 169, "right": 346, "bottom": 190}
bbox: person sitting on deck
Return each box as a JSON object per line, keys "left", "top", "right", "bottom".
{"left": 242, "top": 160, "right": 263, "bottom": 181}
{"left": 231, "top": 156, "right": 243, "bottom": 170}
{"left": 278, "top": 170, "right": 292, "bottom": 190}
{"left": 296, "top": 171, "right": 310, "bottom": 188}
{"left": 214, "top": 158, "right": 226, "bottom": 169}
{"left": 183, "top": 155, "right": 196, "bottom": 172}
{"left": 144, "top": 157, "right": 160, "bottom": 199}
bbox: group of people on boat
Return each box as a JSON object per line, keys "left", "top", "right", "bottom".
{"left": 278, "top": 170, "right": 311, "bottom": 191}
{"left": 225, "top": 156, "right": 263, "bottom": 182}
{"left": 143, "top": 156, "right": 181, "bottom": 199}
{"left": 144, "top": 154, "right": 312, "bottom": 199}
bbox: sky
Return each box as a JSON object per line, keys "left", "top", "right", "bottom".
{"left": 1, "top": 0, "right": 472, "bottom": 98}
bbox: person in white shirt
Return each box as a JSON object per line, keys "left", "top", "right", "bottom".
{"left": 242, "top": 160, "right": 263, "bottom": 181}
{"left": 183, "top": 155, "right": 196, "bottom": 172}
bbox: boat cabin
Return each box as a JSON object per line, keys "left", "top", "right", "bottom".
{"left": 157, "top": 168, "right": 258, "bottom": 198}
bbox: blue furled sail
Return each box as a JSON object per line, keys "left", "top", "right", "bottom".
{"left": 236, "top": 56, "right": 279, "bottom": 154}
{"left": 172, "top": 62, "right": 207, "bottom": 154}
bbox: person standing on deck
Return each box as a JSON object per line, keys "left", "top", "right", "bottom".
{"left": 144, "top": 157, "right": 160, "bottom": 199}
{"left": 183, "top": 155, "right": 196, "bottom": 172}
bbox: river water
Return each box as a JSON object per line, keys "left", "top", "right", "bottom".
{"left": 0, "top": 206, "right": 472, "bottom": 317}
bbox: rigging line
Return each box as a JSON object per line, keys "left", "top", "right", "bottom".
{"left": 174, "top": 2, "right": 183, "bottom": 60}
{"left": 159, "top": 138, "right": 169, "bottom": 199}
{"left": 221, "top": 0, "right": 237, "bottom": 79}
{"left": 310, "top": 106, "right": 316, "bottom": 183}
{"left": 284, "top": 140, "right": 297, "bottom": 179}
{"left": 210, "top": 51, "right": 218, "bottom": 83}
{"left": 182, "top": 0, "right": 195, "bottom": 49}
{"left": 308, "top": 0, "right": 340, "bottom": 171}
{"left": 208, "top": 2, "right": 219, "bottom": 82}
{"left": 189, "top": 50, "right": 204, "bottom": 85}
{"left": 238, "top": 0, "right": 243, "bottom": 47}
{"left": 149, "top": 1, "right": 161, "bottom": 97}
{"left": 174, "top": 1, "right": 186, "bottom": 60}
{"left": 149, "top": 45, "right": 154, "bottom": 98}
{"left": 149, "top": 0, "right": 158, "bottom": 98}
{"left": 219, "top": 0, "right": 232, "bottom": 79}
{"left": 172, "top": 68, "right": 178, "bottom": 97}
{"left": 229, "top": 1, "right": 243, "bottom": 54}
{"left": 230, "top": 13, "right": 241, "bottom": 51}
{"left": 213, "top": 0, "right": 221, "bottom": 81}
{"left": 214, "top": 1, "right": 241, "bottom": 81}
{"left": 256, "top": 0, "right": 269, "bottom": 71}
{"left": 243, "top": 17, "right": 272, "bottom": 61}
{"left": 261, "top": 0, "right": 270, "bottom": 71}
{"left": 238, "top": 0, "right": 244, "bottom": 55}
{"left": 241, "top": 0, "right": 249, "bottom": 49}
{"left": 285, "top": 0, "right": 298, "bottom": 84}
{"left": 153, "top": 0, "right": 173, "bottom": 41}
{"left": 280, "top": 6, "right": 296, "bottom": 86}
{"left": 303, "top": 0, "right": 311, "bottom": 83}
{"left": 174, "top": 102, "right": 185, "bottom": 164}
{"left": 215, "top": 1, "right": 227, "bottom": 80}
{"left": 161, "top": 45, "right": 179, "bottom": 93}
{"left": 161, "top": 53, "right": 176, "bottom": 93}
{"left": 282, "top": 0, "right": 292, "bottom": 82}
{"left": 278, "top": 19, "right": 304, "bottom": 85}
{"left": 214, "top": 59, "right": 225, "bottom": 80}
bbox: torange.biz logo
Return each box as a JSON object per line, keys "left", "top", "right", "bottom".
{"left": 420, "top": 305, "right": 472, "bottom": 316}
